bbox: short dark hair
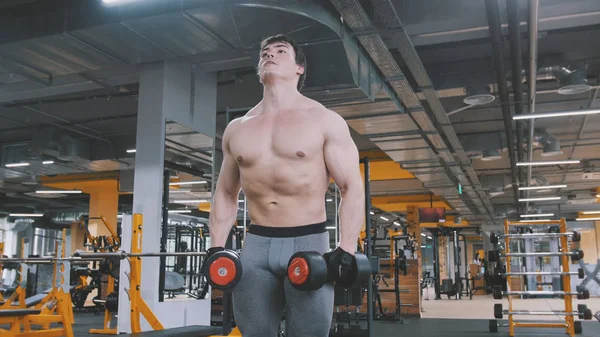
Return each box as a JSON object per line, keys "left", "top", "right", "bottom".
{"left": 259, "top": 34, "right": 307, "bottom": 91}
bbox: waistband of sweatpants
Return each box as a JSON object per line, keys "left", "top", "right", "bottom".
{"left": 248, "top": 221, "right": 327, "bottom": 238}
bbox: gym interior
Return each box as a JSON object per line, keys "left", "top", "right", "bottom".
{"left": 0, "top": 0, "right": 599, "bottom": 336}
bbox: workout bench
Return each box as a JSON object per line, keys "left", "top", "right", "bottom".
{"left": 0, "top": 307, "right": 74, "bottom": 337}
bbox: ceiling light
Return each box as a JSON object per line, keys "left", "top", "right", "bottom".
{"left": 421, "top": 233, "right": 426, "bottom": 237}
{"left": 5, "top": 163, "right": 30, "bottom": 168}
{"left": 126, "top": 149, "right": 136, "bottom": 153}
{"left": 168, "top": 190, "right": 190, "bottom": 193}
{"left": 513, "top": 109, "right": 600, "bottom": 120}
{"left": 173, "top": 199, "right": 208, "bottom": 203}
{"left": 463, "top": 86, "right": 496, "bottom": 105}
{"left": 380, "top": 216, "right": 388, "bottom": 221}
{"left": 369, "top": 211, "right": 374, "bottom": 215}
{"left": 36, "top": 190, "right": 82, "bottom": 194}
{"left": 427, "top": 236, "right": 432, "bottom": 239}
{"left": 519, "top": 196, "right": 561, "bottom": 202}
{"left": 520, "top": 213, "right": 554, "bottom": 217}
{"left": 582, "top": 211, "right": 600, "bottom": 215}
{"left": 169, "top": 181, "right": 207, "bottom": 186}
{"left": 42, "top": 161, "right": 54, "bottom": 165}
{"left": 575, "top": 217, "right": 600, "bottom": 221}
{"left": 521, "top": 219, "right": 553, "bottom": 222}
{"left": 168, "top": 210, "right": 191, "bottom": 214}
{"left": 516, "top": 160, "right": 579, "bottom": 166}
{"left": 238, "top": 199, "right": 245, "bottom": 203}
{"left": 519, "top": 185, "right": 566, "bottom": 191}
{"left": 421, "top": 245, "right": 426, "bottom": 248}
{"left": 326, "top": 226, "right": 337, "bottom": 229}
{"left": 9, "top": 213, "right": 44, "bottom": 217}
{"left": 326, "top": 198, "right": 333, "bottom": 202}
{"left": 393, "top": 221, "right": 401, "bottom": 226}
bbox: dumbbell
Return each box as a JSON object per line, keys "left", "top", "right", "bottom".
{"left": 577, "top": 304, "right": 593, "bottom": 320}
{"left": 287, "top": 251, "right": 371, "bottom": 291}
{"left": 204, "top": 250, "right": 242, "bottom": 291}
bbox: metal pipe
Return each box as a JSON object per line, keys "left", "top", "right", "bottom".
{"left": 362, "top": 157, "right": 373, "bottom": 335}
{"left": 485, "top": 0, "right": 520, "bottom": 209}
{"left": 73, "top": 250, "right": 207, "bottom": 259}
{"left": 432, "top": 230, "right": 441, "bottom": 299}
{"left": 453, "top": 231, "right": 460, "bottom": 299}
{"left": 507, "top": 0, "right": 526, "bottom": 212}
{"left": 526, "top": 0, "right": 540, "bottom": 212}
{"left": 159, "top": 169, "right": 170, "bottom": 302}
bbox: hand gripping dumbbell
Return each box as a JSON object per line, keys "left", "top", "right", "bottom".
{"left": 203, "top": 247, "right": 243, "bottom": 291}
{"left": 286, "top": 248, "right": 371, "bottom": 291}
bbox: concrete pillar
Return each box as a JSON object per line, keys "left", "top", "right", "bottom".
{"left": 120, "top": 60, "right": 216, "bottom": 332}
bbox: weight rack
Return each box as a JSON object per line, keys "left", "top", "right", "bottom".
{"left": 491, "top": 218, "right": 588, "bottom": 337}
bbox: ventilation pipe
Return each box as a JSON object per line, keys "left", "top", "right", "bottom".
{"left": 537, "top": 66, "right": 592, "bottom": 95}
{"left": 532, "top": 129, "right": 563, "bottom": 157}
{"left": 485, "top": 0, "right": 520, "bottom": 209}
{"left": 526, "top": 0, "right": 540, "bottom": 213}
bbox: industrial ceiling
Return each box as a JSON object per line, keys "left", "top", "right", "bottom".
{"left": 1, "top": 0, "right": 600, "bottom": 229}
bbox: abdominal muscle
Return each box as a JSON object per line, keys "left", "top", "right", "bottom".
{"left": 239, "top": 163, "right": 330, "bottom": 227}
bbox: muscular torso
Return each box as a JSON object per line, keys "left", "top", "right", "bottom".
{"left": 227, "top": 99, "right": 331, "bottom": 227}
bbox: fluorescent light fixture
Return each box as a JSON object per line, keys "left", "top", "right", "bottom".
{"left": 5, "top": 162, "right": 29, "bottom": 168}
{"left": 421, "top": 233, "right": 426, "bottom": 237}
{"left": 42, "top": 161, "right": 54, "bottom": 165}
{"left": 169, "top": 181, "right": 207, "bottom": 186}
{"left": 370, "top": 211, "right": 374, "bottom": 215}
{"left": 596, "top": 194, "right": 600, "bottom": 198}
{"left": 427, "top": 236, "right": 432, "bottom": 239}
{"left": 9, "top": 213, "right": 44, "bottom": 217}
{"left": 326, "top": 226, "right": 337, "bottom": 229}
{"left": 421, "top": 245, "right": 426, "bottom": 248}
{"left": 582, "top": 211, "right": 600, "bottom": 215}
{"left": 522, "top": 219, "right": 554, "bottom": 223}
{"left": 393, "top": 221, "right": 401, "bottom": 226}
{"left": 517, "top": 160, "right": 579, "bottom": 166}
{"left": 173, "top": 199, "right": 208, "bottom": 203}
{"left": 168, "top": 210, "right": 192, "bottom": 214}
{"left": 379, "top": 216, "right": 388, "bottom": 221}
{"left": 519, "top": 196, "right": 561, "bottom": 202}
{"left": 326, "top": 198, "right": 333, "bottom": 202}
{"left": 238, "top": 200, "right": 245, "bottom": 203}
{"left": 126, "top": 149, "right": 136, "bottom": 153}
{"left": 168, "top": 190, "right": 190, "bottom": 194}
{"left": 513, "top": 108, "right": 600, "bottom": 120}
{"left": 36, "top": 190, "right": 82, "bottom": 194}
{"left": 576, "top": 217, "right": 600, "bottom": 221}
{"left": 520, "top": 213, "right": 554, "bottom": 218}
{"left": 519, "top": 185, "right": 567, "bottom": 191}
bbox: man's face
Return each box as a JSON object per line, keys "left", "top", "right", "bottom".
{"left": 258, "top": 41, "right": 304, "bottom": 83}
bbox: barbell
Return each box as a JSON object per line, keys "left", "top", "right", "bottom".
{"left": 490, "top": 231, "right": 581, "bottom": 244}
{"left": 494, "top": 303, "right": 592, "bottom": 320}
{"left": 493, "top": 285, "right": 590, "bottom": 300}
{"left": 503, "top": 269, "right": 585, "bottom": 279}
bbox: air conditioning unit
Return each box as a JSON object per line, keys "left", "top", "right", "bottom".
{"left": 582, "top": 172, "right": 600, "bottom": 180}
{"left": 566, "top": 191, "right": 597, "bottom": 205}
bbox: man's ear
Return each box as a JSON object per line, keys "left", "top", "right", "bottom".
{"left": 296, "top": 64, "right": 305, "bottom": 75}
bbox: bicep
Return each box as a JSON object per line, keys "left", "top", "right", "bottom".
{"left": 323, "top": 116, "right": 362, "bottom": 192}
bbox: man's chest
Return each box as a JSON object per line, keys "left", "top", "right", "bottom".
{"left": 229, "top": 117, "right": 324, "bottom": 166}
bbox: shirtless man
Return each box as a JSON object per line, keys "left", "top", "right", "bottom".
{"left": 207, "top": 34, "right": 365, "bottom": 337}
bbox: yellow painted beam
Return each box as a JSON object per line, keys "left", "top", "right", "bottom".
{"left": 359, "top": 150, "right": 391, "bottom": 161}
{"left": 359, "top": 161, "right": 415, "bottom": 180}
{"left": 41, "top": 175, "right": 119, "bottom": 252}
{"left": 375, "top": 201, "right": 451, "bottom": 212}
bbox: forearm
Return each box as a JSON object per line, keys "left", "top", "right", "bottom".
{"left": 208, "top": 191, "right": 239, "bottom": 247}
{"left": 338, "top": 186, "right": 365, "bottom": 254}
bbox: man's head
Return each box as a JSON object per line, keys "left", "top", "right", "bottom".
{"left": 258, "top": 34, "right": 306, "bottom": 91}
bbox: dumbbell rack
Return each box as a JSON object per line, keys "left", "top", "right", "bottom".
{"left": 496, "top": 218, "right": 582, "bottom": 337}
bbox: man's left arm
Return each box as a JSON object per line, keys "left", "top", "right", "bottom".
{"left": 323, "top": 110, "right": 365, "bottom": 255}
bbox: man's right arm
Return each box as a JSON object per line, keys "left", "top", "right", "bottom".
{"left": 208, "top": 121, "right": 242, "bottom": 247}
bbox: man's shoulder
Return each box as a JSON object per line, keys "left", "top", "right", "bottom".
{"left": 302, "top": 97, "right": 345, "bottom": 123}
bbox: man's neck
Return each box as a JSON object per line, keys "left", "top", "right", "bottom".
{"left": 260, "top": 81, "right": 301, "bottom": 113}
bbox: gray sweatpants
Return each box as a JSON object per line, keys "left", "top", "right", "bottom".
{"left": 232, "top": 228, "right": 334, "bottom": 337}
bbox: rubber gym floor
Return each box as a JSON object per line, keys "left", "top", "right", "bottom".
{"left": 61, "top": 313, "right": 599, "bottom": 337}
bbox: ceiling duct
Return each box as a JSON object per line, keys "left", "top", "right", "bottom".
{"left": 460, "top": 132, "right": 506, "bottom": 161}
{"left": 494, "top": 204, "right": 517, "bottom": 218}
{"left": 463, "top": 86, "right": 496, "bottom": 105}
{"left": 481, "top": 175, "right": 512, "bottom": 197}
{"left": 538, "top": 66, "right": 592, "bottom": 95}
{"left": 532, "top": 128, "right": 563, "bottom": 157}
